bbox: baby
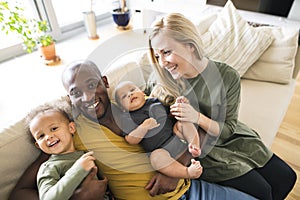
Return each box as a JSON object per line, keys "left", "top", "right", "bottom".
{"left": 114, "top": 81, "right": 202, "bottom": 179}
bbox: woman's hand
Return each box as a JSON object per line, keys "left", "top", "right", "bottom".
{"left": 170, "top": 99, "right": 199, "bottom": 124}
{"left": 172, "top": 97, "right": 220, "bottom": 137}
{"left": 145, "top": 173, "right": 179, "bottom": 196}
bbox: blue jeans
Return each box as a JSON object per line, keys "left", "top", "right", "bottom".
{"left": 178, "top": 179, "right": 257, "bottom": 200}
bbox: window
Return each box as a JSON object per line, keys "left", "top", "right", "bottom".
{"left": 52, "top": 0, "right": 111, "bottom": 27}
{"left": 0, "top": 0, "right": 40, "bottom": 60}
{"left": 0, "top": 0, "right": 112, "bottom": 62}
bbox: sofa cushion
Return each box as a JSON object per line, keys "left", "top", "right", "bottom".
{"left": 103, "top": 50, "right": 150, "bottom": 102}
{"left": 238, "top": 79, "right": 297, "bottom": 147}
{"left": 200, "top": 0, "right": 274, "bottom": 76}
{"left": 0, "top": 119, "right": 40, "bottom": 199}
{"left": 196, "top": 12, "right": 218, "bottom": 35}
{"left": 243, "top": 26, "right": 299, "bottom": 84}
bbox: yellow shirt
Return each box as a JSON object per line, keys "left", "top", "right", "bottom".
{"left": 74, "top": 115, "right": 189, "bottom": 200}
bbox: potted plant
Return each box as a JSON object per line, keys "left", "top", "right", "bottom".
{"left": 0, "top": 1, "right": 58, "bottom": 62}
{"left": 35, "top": 20, "right": 58, "bottom": 61}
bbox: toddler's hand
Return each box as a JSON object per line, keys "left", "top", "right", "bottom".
{"left": 77, "top": 151, "right": 96, "bottom": 172}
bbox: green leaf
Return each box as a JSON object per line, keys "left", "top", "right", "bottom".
{"left": 0, "top": 1, "right": 55, "bottom": 53}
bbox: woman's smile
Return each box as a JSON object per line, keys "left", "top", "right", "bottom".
{"left": 166, "top": 64, "right": 177, "bottom": 72}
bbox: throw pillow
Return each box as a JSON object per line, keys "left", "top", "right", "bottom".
{"left": 243, "top": 26, "right": 299, "bottom": 84}
{"left": 196, "top": 12, "right": 218, "bottom": 35}
{"left": 200, "top": 0, "right": 274, "bottom": 76}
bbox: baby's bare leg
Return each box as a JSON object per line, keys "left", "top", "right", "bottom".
{"left": 174, "top": 121, "right": 201, "bottom": 157}
{"left": 150, "top": 149, "right": 202, "bottom": 179}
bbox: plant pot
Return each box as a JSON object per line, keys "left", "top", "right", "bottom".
{"left": 83, "top": 11, "right": 99, "bottom": 39}
{"left": 111, "top": 9, "right": 131, "bottom": 29}
{"left": 39, "top": 42, "right": 56, "bottom": 60}
{"left": 39, "top": 42, "right": 61, "bottom": 66}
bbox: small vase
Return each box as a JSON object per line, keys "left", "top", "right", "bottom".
{"left": 111, "top": 9, "right": 131, "bottom": 29}
{"left": 83, "top": 11, "right": 99, "bottom": 39}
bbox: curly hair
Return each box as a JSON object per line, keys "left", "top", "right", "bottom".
{"left": 25, "top": 96, "right": 73, "bottom": 130}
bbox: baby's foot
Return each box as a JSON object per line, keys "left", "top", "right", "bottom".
{"left": 187, "top": 159, "right": 202, "bottom": 179}
{"left": 189, "top": 144, "right": 201, "bottom": 157}
{"left": 176, "top": 96, "right": 189, "bottom": 104}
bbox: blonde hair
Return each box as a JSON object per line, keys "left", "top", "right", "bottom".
{"left": 149, "top": 13, "right": 204, "bottom": 105}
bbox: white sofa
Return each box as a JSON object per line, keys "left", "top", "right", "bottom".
{"left": 1, "top": 2, "right": 299, "bottom": 199}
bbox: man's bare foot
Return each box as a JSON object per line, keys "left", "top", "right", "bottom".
{"left": 189, "top": 144, "right": 201, "bottom": 157}
{"left": 187, "top": 159, "right": 202, "bottom": 179}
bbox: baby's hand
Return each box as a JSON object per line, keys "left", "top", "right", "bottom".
{"left": 176, "top": 96, "right": 189, "bottom": 104}
{"left": 141, "top": 117, "right": 160, "bottom": 130}
{"left": 77, "top": 151, "right": 96, "bottom": 172}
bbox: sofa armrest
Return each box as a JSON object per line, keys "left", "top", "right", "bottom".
{"left": 293, "top": 46, "right": 300, "bottom": 79}
{"left": 0, "top": 119, "right": 40, "bottom": 199}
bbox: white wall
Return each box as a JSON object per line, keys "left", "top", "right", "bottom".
{"left": 288, "top": 0, "right": 300, "bottom": 21}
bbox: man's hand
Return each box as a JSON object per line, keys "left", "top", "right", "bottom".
{"left": 145, "top": 173, "right": 179, "bottom": 197}
{"left": 71, "top": 167, "right": 108, "bottom": 200}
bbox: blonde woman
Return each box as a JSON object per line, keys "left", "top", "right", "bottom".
{"left": 148, "top": 13, "right": 296, "bottom": 200}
